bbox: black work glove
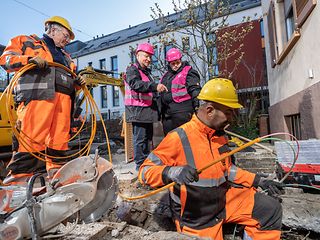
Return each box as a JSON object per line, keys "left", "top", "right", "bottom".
{"left": 258, "top": 178, "right": 285, "bottom": 196}
{"left": 28, "top": 56, "right": 48, "bottom": 69}
{"left": 75, "top": 75, "right": 86, "bottom": 86}
{"left": 166, "top": 165, "right": 199, "bottom": 185}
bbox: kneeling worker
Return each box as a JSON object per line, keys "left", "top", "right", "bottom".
{"left": 138, "top": 78, "right": 283, "bottom": 240}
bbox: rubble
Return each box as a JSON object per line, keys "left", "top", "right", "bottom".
{"left": 9, "top": 138, "right": 320, "bottom": 239}
{"left": 282, "top": 189, "right": 320, "bottom": 233}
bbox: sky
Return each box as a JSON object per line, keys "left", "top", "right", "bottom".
{"left": 0, "top": 0, "right": 174, "bottom": 45}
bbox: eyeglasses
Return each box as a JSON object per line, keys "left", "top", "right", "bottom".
{"left": 55, "top": 27, "right": 70, "bottom": 41}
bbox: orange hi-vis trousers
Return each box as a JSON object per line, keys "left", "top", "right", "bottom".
{"left": 175, "top": 187, "right": 282, "bottom": 240}
{"left": 8, "top": 92, "right": 71, "bottom": 175}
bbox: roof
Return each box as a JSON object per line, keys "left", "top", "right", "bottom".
{"left": 69, "top": 0, "right": 261, "bottom": 58}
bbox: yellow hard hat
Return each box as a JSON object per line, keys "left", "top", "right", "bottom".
{"left": 198, "top": 78, "right": 243, "bottom": 109}
{"left": 45, "top": 16, "right": 75, "bottom": 40}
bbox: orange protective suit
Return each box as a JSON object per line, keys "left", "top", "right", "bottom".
{"left": 0, "top": 34, "right": 76, "bottom": 179}
{"left": 139, "top": 115, "right": 282, "bottom": 240}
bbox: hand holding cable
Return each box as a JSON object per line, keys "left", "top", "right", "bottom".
{"left": 257, "top": 177, "right": 285, "bottom": 196}
{"left": 28, "top": 56, "right": 48, "bottom": 69}
{"left": 164, "top": 165, "right": 199, "bottom": 185}
{"left": 75, "top": 75, "right": 86, "bottom": 86}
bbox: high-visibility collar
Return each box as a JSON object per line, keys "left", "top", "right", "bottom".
{"left": 191, "top": 115, "right": 219, "bottom": 137}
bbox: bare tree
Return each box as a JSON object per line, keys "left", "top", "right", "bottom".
{"left": 149, "top": 0, "right": 255, "bottom": 82}
{"left": 231, "top": 58, "right": 268, "bottom": 138}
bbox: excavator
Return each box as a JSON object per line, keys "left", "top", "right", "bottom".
{"left": 0, "top": 70, "right": 16, "bottom": 179}
{"left": 0, "top": 65, "right": 131, "bottom": 239}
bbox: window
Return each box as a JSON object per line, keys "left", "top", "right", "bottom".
{"left": 101, "top": 86, "right": 108, "bottom": 108}
{"left": 164, "top": 44, "right": 173, "bottom": 59}
{"left": 111, "top": 56, "right": 118, "bottom": 77}
{"left": 165, "top": 21, "right": 175, "bottom": 30}
{"left": 99, "top": 58, "right": 106, "bottom": 70}
{"left": 266, "top": 2, "right": 278, "bottom": 67}
{"left": 151, "top": 45, "right": 159, "bottom": 67}
{"left": 88, "top": 62, "right": 92, "bottom": 67}
{"left": 207, "top": 33, "right": 219, "bottom": 77}
{"left": 111, "top": 111, "right": 120, "bottom": 119}
{"left": 267, "top": 0, "right": 316, "bottom": 67}
{"left": 260, "top": 19, "right": 265, "bottom": 38}
{"left": 82, "top": 44, "right": 94, "bottom": 52}
{"left": 284, "top": 0, "right": 295, "bottom": 41}
{"left": 285, "top": 114, "right": 301, "bottom": 140}
{"left": 101, "top": 112, "right": 109, "bottom": 120}
{"left": 138, "top": 28, "right": 149, "bottom": 35}
{"left": 130, "top": 50, "right": 135, "bottom": 63}
{"left": 0, "top": 66, "right": 9, "bottom": 91}
{"left": 296, "top": 0, "right": 317, "bottom": 27}
{"left": 182, "top": 36, "right": 190, "bottom": 52}
{"left": 112, "top": 86, "right": 120, "bottom": 107}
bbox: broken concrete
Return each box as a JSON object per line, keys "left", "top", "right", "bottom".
{"left": 282, "top": 188, "right": 320, "bottom": 233}
{"left": 53, "top": 143, "right": 320, "bottom": 239}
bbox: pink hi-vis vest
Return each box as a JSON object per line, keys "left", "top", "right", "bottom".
{"left": 124, "top": 64, "right": 153, "bottom": 107}
{"left": 161, "top": 66, "right": 192, "bottom": 103}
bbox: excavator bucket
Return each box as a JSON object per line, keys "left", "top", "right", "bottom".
{"left": 0, "top": 155, "right": 118, "bottom": 239}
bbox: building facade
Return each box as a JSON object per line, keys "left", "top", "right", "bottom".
{"left": 262, "top": 0, "right": 319, "bottom": 139}
{"left": 67, "top": 0, "right": 264, "bottom": 121}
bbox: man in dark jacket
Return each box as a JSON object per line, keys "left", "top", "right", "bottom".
{"left": 160, "top": 48, "right": 201, "bottom": 135}
{"left": 124, "top": 43, "right": 167, "bottom": 170}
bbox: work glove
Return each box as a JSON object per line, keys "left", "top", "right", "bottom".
{"left": 75, "top": 75, "right": 86, "bottom": 86}
{"left": 28, "top": 56, "right": 48, "bottom": 69}
{"left": 166, "top": 165, "right": 199, "bottom": 185}
{"left": 258, "top": 177, "right": 285, "bottom": 196}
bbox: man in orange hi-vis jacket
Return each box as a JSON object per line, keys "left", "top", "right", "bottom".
{"left": 139, "top": 78, "right": 284, "bottom": 240}
{"left": 0, "top": 16, "right": 85, "bottom": 185}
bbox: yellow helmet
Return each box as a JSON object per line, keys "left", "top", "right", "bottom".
{"left": 45, "top": 16, "right": 75, "bottom": 40}
{"left": 198, "top": 78, "right": 243, "bottom": 109}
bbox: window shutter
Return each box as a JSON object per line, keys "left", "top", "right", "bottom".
{"left": 267, "top": 2, "right": 277, "bottom": 67}
{"left": 295, "top": 0, "right": 317, "bottom": 27}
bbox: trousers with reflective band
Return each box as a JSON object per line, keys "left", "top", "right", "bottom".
{"left": 7, "top": 92, "right": 72, "bottom": 174}
{"left": 124, "top": 64, "right": 153, "bottom": 106}
{"left": 175, "top": 189, "right": 282, "bottom": 240}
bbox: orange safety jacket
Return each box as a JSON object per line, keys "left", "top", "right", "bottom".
{"left": 139, "top": 115, "right": 257, "bottom": 230}
{"left": 0, "top": 34, "right": 75, "bottom": 72}
{"left": 0, "top": 34, "right": 77, "bottom": 101}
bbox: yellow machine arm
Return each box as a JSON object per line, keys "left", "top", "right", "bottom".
{"left": 78, "top": 66, "right": 124, "bottom": 93}
{"left": 77, "top": 67, "right": 133, "bottom": 163}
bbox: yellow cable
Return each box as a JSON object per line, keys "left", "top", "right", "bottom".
{"left": 119, "top": 138, "right": 261, "bottom": 201}
{"left": 2, "top": 62, "right": 112, "bottom": 164}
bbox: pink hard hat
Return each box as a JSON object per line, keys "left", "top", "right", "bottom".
{"left": 166, "top": 48, "right": 182, "bottom": 62}
{"left": 136, "top": 43, "right": 154, "bottom": 55}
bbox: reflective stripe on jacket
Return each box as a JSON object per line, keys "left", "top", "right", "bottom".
{"left": 139, "top": 115, "right": 256, "bottom": 229}
{"left": 124, "top": 63, "right": 153, "bottom": 107}
{"left": 0, "top": 34, "right": 76, "bottom": 101}
{"left": 168, "top": 65, "right": 192, "bottom": 103}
